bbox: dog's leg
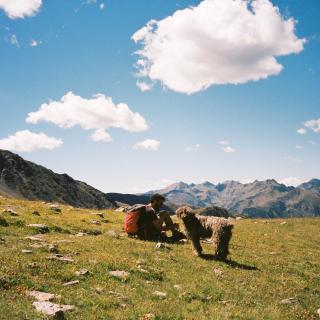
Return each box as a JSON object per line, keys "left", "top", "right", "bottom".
{"left": 189, "top": 232, "right": 203, "bottom": 256}
{"left": 214, "top": 225, "right": 232, "bottom": 260}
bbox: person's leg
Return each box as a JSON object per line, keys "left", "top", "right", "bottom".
{"left": 152, "top": 211, "right": 175, "bottom": 231}
{"left": 152, "top": 211, "right": 186, "bottom": 242}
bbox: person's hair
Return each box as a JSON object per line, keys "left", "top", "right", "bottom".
{"left": 151, "top": 193, "right": 166, "bottom": 203}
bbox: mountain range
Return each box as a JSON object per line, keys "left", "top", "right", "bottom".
{"left": 1, "top": 149, "right": 320, "bottom": 218}
{"left": 140, "top": 179, "right": 320, "bottom": 218}
{"left": 0, "top": 150, "right": 116, "bottom": 209}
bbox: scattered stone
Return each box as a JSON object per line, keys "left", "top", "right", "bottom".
{"left": 155, "top": 242, "right": 165, "bottom": 249}
{"left": 95, "top": 287, "right": 103, "bottom": 294}
{"left": 109, "top": 270, "right": 130, "bottom": 279}
{"left": 25, "top": 236, "right": 44, "bottom": 242}
{"left": 75, "top": 232, "right": 86, "bottom": 237}
{"left": 22, "top": 249, "right": 33, "bottom": 254}
{"left": 178, "top": 239, "right": 187, "bottom": 244}
{"left": 0, "top": 217, "right": 9, "bottom": 227}
{"left": 32, "top": 211, "right": 41, "bottom": 216}
{"left": 48, "top": 244, "right": 59, "bottom": 253}
{"left": 26, "top": 290, "right": 55, "bottom": 302}
{"left": 29, "top": 262, "right": 40, "bottom": 268}
{"left": 0, "top": 237, "right": 5, "bottom": 243}
{"left": 106, "top": 230, "right": 118, "bottom": 238}
{"left": 280, "top": 221, "right": 287, "bottom": 225}
{"left": 153, "top": 291, "right": 167, "bottom": 299}
{"left": 86, "top": 229, "right": 102, "bottom": 236}
{"left": 49, "top": 205, "right": 62, "bottom": 213}
{"left": 91, "top": 220, "right": 101, "bottom": 225}
{"left": 269, "top": 252, "right": 277, "bottom": 255}
{"left": 48, "top": 255, "right": 74, "bottom": 263}
{"left": 235, "top": 217, "right": 243, "bottom": 220}
{"left": 140, "top": 314, "right": 156, "bottom": 320}
{"left": 32, "top": 301, "right": 75, "bottom": 317}
{"left": 27, "top": 224, "right": 49, "bottom": 233}
{"left": 63, "top": 280, "right": 79, "bottom": 286}
{"left": 92, "top": 212, "right": 104, "bottom": 218}
{"left": 102, "top": 219, "right": 110, "bottom": 224}
{"left": 173, "top": 284, "right": 181, "bottom": 290}
{"left": 115, "top": 207, "right": 128, "bottom": 213}
{"left": 213, "top": 268, "right": 223, "bottom": 276}
{"left": 2, "top": 209, "right": 18, "bottom": 216}
{"left": 75, "top": 269, "right": 90, "bottom": 276}
{"left": 281, "top": 298, "right": 299, "bottom": 305}
{"left": 317, "top": 308, "right": 320, "bottom": 318}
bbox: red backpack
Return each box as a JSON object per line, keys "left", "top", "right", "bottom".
{"left": 124, "top": 205, "right": 146, "bottom": 235}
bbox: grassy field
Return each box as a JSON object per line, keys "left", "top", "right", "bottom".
{"left": 0, "top": 196, "right": 319, "bottom": 320}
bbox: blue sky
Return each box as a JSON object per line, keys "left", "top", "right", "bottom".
{"left": 0, "top": 0, "right": 319, "bottom": 193}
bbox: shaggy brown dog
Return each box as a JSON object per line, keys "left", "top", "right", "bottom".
{"left": 176, "top": 206, "right": 233, "bottom": 260}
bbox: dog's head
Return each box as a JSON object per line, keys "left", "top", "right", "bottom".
{"left": 175, "top": 206, "right": 195, "bottom": 219}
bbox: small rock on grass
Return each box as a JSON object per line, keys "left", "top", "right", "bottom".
{"left": 155, "top": 242, "right": 166, "bottom": 249}
{"left": 48, "top": 244, "right": 59, "bottom": 253}
{"left": 63, "top": 280, "right": 79, "bottom": 286}
{"left": 32, "top": 301, "right": 75, "bottom": 317}
{"left": 49, "top": 205, "right": 62, "bottom": 213}
{"left": 75, "top": 269, "right": 90, "bottom": 276}
{"left": 32, "top": 211, "right": 41, "bottom": 216}
{"left": 25, "top": 235, "right": 44, "bottom": 242}
{"left": 91, "top": 220, "right": 101, "bottom": 225}
{"left": 173, "top": 284, "right": 181, "bottom": 290}
{"left": 2, "top": 209, "right": 18, "bottom": 216}
{"left": 280, "top": 221, "right": 287, "bottom": 225}
{"left": 22, "top": 249, "right": 33, "bottom": 254}
{"left": 316, "top": 308, "right": 320, "bottom": 318}
{"left": 281, "top": 298, "right": 299, "bottom": 305}
{"left": 29, "top": 262, "right": 40, "bottom": 268}
{"left": 153, "top": 291, "right": 167, "bottom": 299}
{"left": 48, "top": 255, "right": 74, "bottom": 263}
{"left": 26, "top": 290, "right": 55, "bottom": 302}
{"left": 27, "top": 224, "right": 49, "bottom": 233}
{"left": 106, "top": 230, "right": 118, "bottom": 238}
{"left": 213, "top": 268, "right": 223, "bottom": 276}
{"left": 92, "top": 212, "right": 104, "bottom": 218}
{"left": 109, "top": 270, "right": 130, "bottom": 279}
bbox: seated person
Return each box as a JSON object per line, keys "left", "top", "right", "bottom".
{"left": 126, "top": 194, "right": 186, "bottom": 242}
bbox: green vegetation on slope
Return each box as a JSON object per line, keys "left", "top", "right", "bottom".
{"left": 0, "top": 196, "right": 319, "bottom": 319}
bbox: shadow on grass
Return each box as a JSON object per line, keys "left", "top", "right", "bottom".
{"left": 200, "top": 254, "right": 259, "bottom": 271}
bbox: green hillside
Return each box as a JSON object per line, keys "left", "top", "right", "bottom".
{"left": 0, "top": 196, "right": 319, "bottom": 319}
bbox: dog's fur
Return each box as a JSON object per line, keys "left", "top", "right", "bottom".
{"left": 176, "top": 206, "right": 233, "bottom": 260}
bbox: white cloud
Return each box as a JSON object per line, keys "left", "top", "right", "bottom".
{"left": 10, "top": 34, "right": 19, "bottom": 47}
{"left": 297, "top": 128, "right": 307, "bottom": 135}
{"left": 133, "top": 139, "right": 160, "bottom": 151}
{"left": 136, "top": 81, "right": 153, "bottom": 92}
{"left": 91, "top": 129, "right": 112, "bottom": 142}
{"left": 219, "top": 140, "right": 230, "bottom": 146}
{"left": 99, "top": 3, "right": 105, "bottom": 10}
{"left": 222, "top": 146, "right": 236, "bottom": 153}
{"left": 132, "top": 0, "right": 305, "bottom": 94}
{"left": 30, "top": 39, "right": 40, "bottom": 47}
{"left": 280, "top": 177, "right": 302, "bottom": 187}
{"left": 0, "top": 0, "right": 42, "bottom": 19}
{"left": 185, "top": 144, "right": 200, "bottom": 152}
{"left": 0, "top": 130, "right": 63, "bottom": 153}
{"left": 26, "top": 92, "right": 149, "bottom": 141}
{"left": 295, "top": 145, "right": 303, "bottom": 149}
{"left": 304, "top": 118, "right": 320, "bottom": 133}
